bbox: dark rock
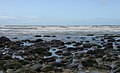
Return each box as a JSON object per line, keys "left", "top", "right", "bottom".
{"left": 65, "top": 42, "right": 72, "bottom": 45}
{"left": 34, "top": 47, "right": 45, "bottom": 54}
{"left": 113, "top": 67, "right": 120, "bottom": 73}
{"left": 18, "top": 60, "right": 30, "bottom": 65}
{"left": 87, "top": 34, "right": 94, "bottom": 36}
{"left": 55, "top": 67, "right": 63, "bottom": 72}
{"left": 81, "top": 58, "right": 98, "bottom": 67}
{"left": 43, "top": 52, "right": 52, "bottom": 56}
{"left": 43, "top": 35, "right": 51, "bottom": 37}
{"left": 0, "top": 44, "right": 5, "bottom": 48}
{"left": 107, "top": 39, "right": 115, "bottom": 42}
{"left": 83, "top": 43, "right": 92, "bottom": 48}
{"left": 73, "top": 42, "right": 82, "bottom": 46}
{"left": 97, "top": 64, "right": 112, "bottom": 70}
{"left": 0, "top": 60, "right": 6, "bottom": 69}
{"left": 50, "top": 39, "right": 64, "bottom": 47}
{"left": 52, "top": 62, "right": 66, "bottom": 67}
{"left": 30, "top": 63, "right": 42, "bottom": 71}
{"left": 55, "top": 50, "right": 63, "bottom": 55}
{"left": 3, "top": 54, "right": 12, "bottom": 60}
{"left": 13, "top": 37, "right": 18, "bottom": 39}
{"left": 76, "top": 46, "right": 84, "bottom": 51}
{"left": 3, "top": 61, "right": 22, "bottom": 70}
{"left": 34, "top": 35, "right": 41, "bottom": 37}
{"left": 104, "top": 42, "right": 113, "bottom": 49}
{"left": 0, "top": 36, "right": 11, "bottom": 43}
{"left": 34, "top": 39, "right": 43, "bottom": 42}
{"left": 43, "top": 57, "right": 56, "bottom": 62}
{"left": 41, "top": 64, "right": 54, "bottom": 72}
{"left": 62, "top": 52, "right": 72, "bottom": 56}
{"left": 52, "top": 35, "right": 56, "bottom": 37}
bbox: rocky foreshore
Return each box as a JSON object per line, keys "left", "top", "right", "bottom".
{"left": 0, "top": 34, "right": 120, "bottom": 73}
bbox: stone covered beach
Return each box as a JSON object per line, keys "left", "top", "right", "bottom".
{"left": 0, "top": 25, "right": 120, "bottom": 73}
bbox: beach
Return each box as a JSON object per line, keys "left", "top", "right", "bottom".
{"left": 0, "top": 25, "right": 120, "bottom": 73}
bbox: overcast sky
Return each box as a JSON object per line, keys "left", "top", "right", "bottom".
{"left": 0, "top": 0, "right": 120, "bottom": 25}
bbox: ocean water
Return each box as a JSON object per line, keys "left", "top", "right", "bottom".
{"left": 0, "top": 25, "right": 120, "bottom": 36}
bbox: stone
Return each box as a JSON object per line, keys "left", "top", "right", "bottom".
{"left": 55, "top": 50, "right": 63, "bottom": 55}
{"left": 43, "top": 52, "right": 52, "bottom": 56}
{"left": 3, "top": 61, "right": 22, "bottom": 70}
{"left": 0, "top": 36, "right": 11, "bottom": 43}
{"left": 34, "top": 39, "right": 43, "bottom": 42}
{"left": 34, "top": 48, "right": 45, "bottom": 54}
{"left": 34, "top": 35, "right": 41, "bottom": 37}
{"left": 41, "top": 64, "right": 54, "bottom": 72}
{"left": 62, "top": 52, "right": 72, "bottom": 56}
{"left": 50, "top": 39, "right": 64, "bottom": 47}
{"left": 97, "top": 64, "right": 112, "bottom": 70}
{"left": 52, "top": 62, "right": 66, "bottom": 67}
{"left": 6, "top": 69, "right": 14, "bottom": 73}
{"left": 83, "top": 43, "right": 92, "bottom": 48}
{"left": 30, "top": 63, "right": 42, "bottom": 71}
{"left": 81, "top": 58, "right": 98, "bottom": 67}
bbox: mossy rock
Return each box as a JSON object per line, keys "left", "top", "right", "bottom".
{"left": 0, "top": 60, "right": 6, "bottom": 69}
{"left": 3, "top": 61, "right": 22, "bottom": 70}
{"left": 34, "top": 48, "right": 45, "bottom": 54}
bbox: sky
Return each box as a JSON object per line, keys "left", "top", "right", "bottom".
{"left": 0, "top": 0, "right": 120, "bottom": 25}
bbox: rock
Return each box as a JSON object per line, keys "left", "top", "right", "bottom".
{"left": 34, "top": 39, "right": 43, "bottom": 42}
{"left": 6, "top": 69, "right": 14, "bottom": 73}
{"left": 0, "top": 44, "right": 5, "bottom": 48}
{"left": 52, "top": 62, "right": 66, "bottom": 67}
{"left": 18, "top": 60, "right": 30, "bottom": 65}
{"left": 97, "top": 64, "right": 112, "bottom": 70}
{"left": 43, "top": 52, "right": 52, "bottom": 56}
{"left": 50, "top": 39, "right": 64, "bottom": 47}
{"left": 65, "top": 42, "right": 72, "bottom": 45}
{"left": 107, "top": 39, "right": 115, "bottom": 42}
{"left": 14, "top": 67, "right": 36, "bottom": 73}
{"left": 62, "top": 52, "right": 72, "bottom": 56}
{"left": 3, "top": 54, "right": 12, "bottom": 60}
{"left": 52, "top": 35, "right": 56, "bottom": 37}
{"left": 34, "top": 35, "right": 41, "bottom": 37}
{"left": 104, "top": 42, "right": 113, "bottom": 49}
{"left": 113, "top": 67, "right": 120, "bottom": 73}
{"left": 87, "top": 34, "right": 94, "bottom": 36}
{"left": 0, "top": 60, "right": 6, "bottom": 69}
{"left": 73, "top": 42, "right": 82, "bottom": 46}
{"left": 34, "top": 47, "right": 45, "bottom": 54}
{"left": 76, "top": 46, "right": 84, "bottom": 51}
{"left": 81, "top": 58, "right": 98, "bottom": 67}
{"left": 44, "top": 57, "right": 56, "bottom": 62}
{"left": 43, "top": 35, "right": 51, "bottom": 37}
{"left": 83, "top": 43, "right": 92, "bottom": 48}
{"left": 55, "top": 67, "right": 63, "bottom": 72}
{"left": 30, "top": 63, "right": 42, "bottom": 71}
{"left": 41, "top": 64, "right": 54, "bottom": 72}
{"left": 115, "top": 60, "right": 120, "bottom": 66}
{"left": 3, "top": 61, "right": 22, "bottom": 70}
{"left": 55, "top": 50, "right": 63, "bottom": 55}
{"left": 0, "top": 36, "right": 11, "bottom": 43}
